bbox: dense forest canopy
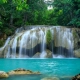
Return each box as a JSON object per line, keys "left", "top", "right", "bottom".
{"left": 0, "top": 0, "right": 80, "bottom": 46}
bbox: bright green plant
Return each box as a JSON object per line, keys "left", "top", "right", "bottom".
{"left": 46, "top": 29, "right": 52, "bottom": 45}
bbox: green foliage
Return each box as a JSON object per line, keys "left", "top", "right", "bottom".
{"left": 0, "top": 0, "right": 28, "bottom": 35}
{"left": 0, "top": 0, "right": 80, "bottom": 39}
{"left": 0, "top": 39, "right": 5, "bottom": 47}
{"left": 0, "top": 21, "right": 3, "bottom": 28}
{"left": 26, "top": 0, "right": 47, "bottom": 25}
{"left": 44, "top": 9, "right": 63, "bottom": 25}
{"left": 13, "top": 0, "right": 28, "bottom": 11}
{"left": 53, "top": 0, "right": 80, "bottom": 27}
{"left": 0, "top": 0, "right": 7, "bottom": 4}
{"left": 46, "top": 30, "right": 52, "bottom": 45}
{"left": 3, "top": 28, "right": 12, "bottom": 36}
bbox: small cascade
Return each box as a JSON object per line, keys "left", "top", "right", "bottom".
{"left": 50, "top": 27, "right": 54, "bottom": 53}
{"left": 30, "top": 31, "right": 36, "bottom": 56}
{"left": 19, "top": 31, "right": 30, "bottom": 58}
{"left": 55, "top": 27, "right": 74, "bottom": 57}
{"left": 0, "top": 37, "right": 10, "bottom": 58}
{"left": 6, "top": 46, "right": 10, "bottom": 58}
{"left": 0, "top": 37, "right": 10, "bottom": 51}
{"left": 0, "top": 26, "right": 74, "bottom": 58}
{"left": 11, "top": 37, "right": 18, "bottom": 58}
{"left": 40, "top": 29, "right": 46, "bottom": 58}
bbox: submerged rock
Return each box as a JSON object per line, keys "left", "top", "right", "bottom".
{"left": 8, "top": 68, "right": 41, "bottom": 75}
{"left": 72, "top": 74, "right": 80, "bottom": 80}
{"left": 41, "top": 77, "right": 60, "bottom": 80}
{"left": 0, "top": 71, "right": 9, "bottom": 78}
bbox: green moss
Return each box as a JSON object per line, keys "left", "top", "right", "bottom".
{"left": 46, "top": 29, "right": 52, "bottom": 45}
{"left": 73, "top": 30, "right": 78, "bottom": 38}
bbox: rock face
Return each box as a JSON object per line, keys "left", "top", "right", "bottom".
{"left": 72, "top": 28, "right": 80, "bottom": 50}
{"left": 72, "top": 28, "right": 80, "bottom": 58}
{"left": 8, "top": 68, "right": 41, "bottom": 75}
{"left": 0, "top": 71, "right": 9, "bottom": 78}
{"left": 72, "top": 74, "right": 80, "bottom": 80}
{"left": 41, "top": 77, "right": 60, "bottom": 80}
{"left": 74, "top": 49, "right": 80, "bottom": 58}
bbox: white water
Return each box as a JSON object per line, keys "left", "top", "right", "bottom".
{"left": 0, "top": 37, "right": 10, "bottom": 51}
{"left": 19, "top": 31, "right": 30, "bottom": 58}
{"left": 50, "top": 27, "right": 54, "bottom": 53}
{"left": 39, "top": 29, "right": 47, "bottom": 58}
{"left": 0, "top": 38, "right": 10, "bottom": 58}
{"left": 56, "top": 27, "right": 74, "bottom": 57}
{"left": 0, "top": 26, "right": 74, "bottom": 58}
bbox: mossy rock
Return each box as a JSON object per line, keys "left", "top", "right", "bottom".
{"left": 46, "top": 29, "right": 52, "bottom": 45}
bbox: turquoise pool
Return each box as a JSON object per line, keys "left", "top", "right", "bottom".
{"left": 0, "top": 59, "right": 80, "bottom": 80}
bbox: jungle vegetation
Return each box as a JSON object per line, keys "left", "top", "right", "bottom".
{"left": 0, "top": 0, "right": 80, "bottom": 46}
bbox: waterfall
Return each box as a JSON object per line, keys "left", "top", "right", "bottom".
{"left": 0, "top": 26, "right": 74, "bottom": 58}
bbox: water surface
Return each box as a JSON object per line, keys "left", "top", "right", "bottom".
{"left": 0, "top": 59, "right": 80, "bottom": 80}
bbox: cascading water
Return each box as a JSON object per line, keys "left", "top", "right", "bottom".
{"left": 50, "top": 28, "right": 54, "bottom": 53}
{"left": 0, "top": 37, "right": 10, "bottom": 51}
{"left": 40, "top": 29, "right": 46, "bottom": 58}
{"left": 55, "top": 27, "right": 74, "bottom": 57}
{"left": 11, "top": 36, "right": 18, "bottom": 58}
{"left": 30, "top": 31, "right": 37, "bottom": 56}
{"left": 0, "top": 26, "right": 74, "bottom": 58}
{"left": 19, "top": 31, "right": 30, "bottom": 58}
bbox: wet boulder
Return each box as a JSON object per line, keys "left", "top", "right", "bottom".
{"left": 40, "top": 49, "right": 53, "bottom": 58}
{"left": 45, "top": 49, "right": 53, "bottom": 58}
{"left": 0, "top": 71, "right": 9, "bottom": 78}
{"left": 72, "top": 74, "right": 80, "bottom": 80}
{"left": 74, "top": 49, "right": 80, "bottom": 58}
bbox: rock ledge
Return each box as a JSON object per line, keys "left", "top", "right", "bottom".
{"left": 8, "top": 68, "right": 41, "bottom": 75}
